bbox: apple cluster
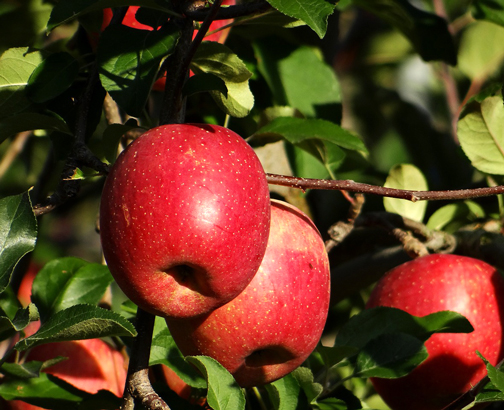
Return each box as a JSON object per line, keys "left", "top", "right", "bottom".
{"left": 99, "top": 123, "right": 331, "bottom": 387}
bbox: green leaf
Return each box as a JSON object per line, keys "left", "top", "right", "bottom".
{"left": 0, "top": 112, "right": 71, "bottom": 144}
{"left": 98, "top": 23, "right": 180, "bottom": 117}
{"left": 264, "top": 373, "right": 301, "bottom": 410}
{"left": 477, "top": 352, "right": 504, "bottom": 393}
{"left": 26, "top": 52, "right": 79, "bottom": 103}
{"left": 458, "top": 96, "right": 504, "bottom": 175}
{"left": 355, "top": 333, "right": 427, "bottom": 378}
{"left": 192, "top": 42, "right": 254, "bottom": 118}
{"left": 426, "top": 200, "right": 485, "bottom": 232}
{"left": 150, "top": 327, "right": 206, "bottom": 389}
{"left": 277, "top": 46, "right": 341, "bottom": 118}
{"left": 183, "top": 73, "right": 228, "bottom": 97}
{"left": 317, "top": 344, "right": 359, "bottom": 368}
{"left": 0, "top": 192, "right": 37, "bottom": 293}
{"left": 0, "top": 47, "right": 44, "bottom": 119}
{"left": 48, "top": 0, "right": 173, "bottom": 30}
{"left": 335, "top": 307, "right": 473, "bottom": 350}
{"left": 383, "top": 164, "right": 428, "bottom": 222}
{"left": 15, "top": 304, "right": 137, "bottom": 351}
{"left": 253, "top": 117, "right": 366, "bottom": 179}
{"left": 254, "top": 40, "right": 341, "bottom": 118}
{"left": 31, "top": 257, "right": 113, "bottom": 322}
{"left": 0, "top": 303, "right": 39, "bottom": 334}
{"left": 266, "top": 0, "right": 336, "bottom": 38}
{"left": 290, "top": 366, "right": 323, "bottom": 405}
{"left": 186, "top": 356, "right": 245, "bottom": 410}
{"left": 253, "top": 117, "right": 367, "bottom": 153}
{"left": 0, "top": 372, "right": 87, "bottom": 407}
{"left": 1, "top": 358, "right": 65, "bottom": 379}
{"left": 472, "top": 0, "right": 504, "bottom": 27}
{"left": 458, "top": 21, "right": 504, "bottom": 80}
{"left": 475, "top": 380, "right": 504, "bottom": 403}
{"left": 314, "top": 397, "right": 350, "bottom": 410}
{"left": 354, "top": 0, "right": 456, "bottom": 64}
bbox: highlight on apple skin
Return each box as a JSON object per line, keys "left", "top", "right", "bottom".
{"left": 100, "top": 123, "right": 271, "bottom": 319}
{"left": 366, "top": 253, "right": 504, "bottom": 410}
{"left": 166, "top": 199, "right": 331, "bottom": 387}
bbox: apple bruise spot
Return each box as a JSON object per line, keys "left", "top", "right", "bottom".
{"left": 244, "top": 346, "right": 296, "bottom": 368}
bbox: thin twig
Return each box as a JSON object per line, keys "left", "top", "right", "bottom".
{"left": 266, "top": 173, "right": 504, "bottom": 202}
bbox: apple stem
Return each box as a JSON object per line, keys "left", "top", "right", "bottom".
{"left": 121, "top": 308, "right": 171, "bottom": 410}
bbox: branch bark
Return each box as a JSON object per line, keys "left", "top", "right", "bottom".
{"left": 266, "top": 173, "right": 504, "bottom": 202}
{"left": 121, "top": 308, "right": 170, "bottom": 410}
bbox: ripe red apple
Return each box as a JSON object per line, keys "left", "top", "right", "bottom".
{"left": 100, "top": 123, "right": 271, "bottom": 319}
{"left": 366, "top": 254, "right": 504, "bottom": 410}
{"left": 166, "top": 199, "right": 330, "bottom": 387}
{"left": 6, "top": 338, "right": 127, "bottom": 410}
{"left": 96, "top": 3, "right": 235, "bottom": 91}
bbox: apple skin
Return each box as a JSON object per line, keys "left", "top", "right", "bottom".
{"left": 166, "top": 199, "right": 330, "bottom": 387}
{"left": 100, "top": 123, "right": 271, "bottom": 319}
{"left": 366, "top": 254, "right": 504, "bottom": 410}
{"left": 98, "top": 3, "right": 235, "bottom": 91}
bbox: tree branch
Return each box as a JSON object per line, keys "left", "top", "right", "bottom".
{"left": 183, "top": 0, "right": 272, "bottom": 21}
{"left": 121, "top": 308, "right": 170, "bottom": 410}
{"left": 266, "top": 173, "right": 504, "bottom": 202}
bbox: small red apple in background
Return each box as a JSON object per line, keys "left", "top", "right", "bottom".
{"left": 166, "top": 199, "right": 330, "bottom": 387}
{"left": 366, "top": 254, "right": 504, "bottom": 410}
{"left": 100, "top": 123, "right": 271, "bottom": 319}
{"left": 96, "top": 2, "right": 235, "bottom": 91}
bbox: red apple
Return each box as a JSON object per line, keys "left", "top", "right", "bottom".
{"left": 100, "top": 123, "right": 271, "bottom": 319}
{"left": 7, "top": 338, "right": 127, "bottom": 409}
{"left": 96, "top": 3, "right": 235, "bottom": 91}
{"left": 166, "top": 199, "right": 330, "bottom": 387}
{"left": 366, "top": 254, "right": 504, "bottom": 410}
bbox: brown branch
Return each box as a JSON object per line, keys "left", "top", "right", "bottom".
{"left": 266, "top": 173, "right": 504, "bottom": 202}
{"left": 183, "top": 0, "right": 272, "bottom": 21}
{"left": 121, "top": 308, "right": 170, "bottom": 410}
{"left": 32, "top": 66, "right": 109, "bottom": 217}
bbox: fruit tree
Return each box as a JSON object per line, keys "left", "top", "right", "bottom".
{"left": 2, "top": 1, "right": 504, "bottom": 410}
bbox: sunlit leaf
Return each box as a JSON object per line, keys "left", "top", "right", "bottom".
{"left": 383, "top": 164, "right": 428, "bottom": 222}
{"left": 458, "top": 96, "right": 504, "bottom": 175}
{"left": 15, "top": 304, "right": 137, "bottom": 351}
{"left": 0, "top": 192, "right": 37, "bottom": 293}
{"left": 266, "top": 0, "right": 336, "bottom": 38}
{"left": 186, "top": 356, "right": 245, "bottom": 410}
